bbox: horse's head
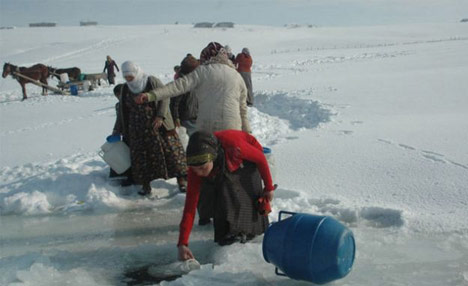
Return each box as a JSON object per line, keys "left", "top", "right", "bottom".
{"left": 2, "top": 62, "right": 11, "bottom": 78}
{"left": 47, "top": 66, "right": 57, "bottom": 76}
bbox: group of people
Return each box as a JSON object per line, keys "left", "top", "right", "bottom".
{"left": 109, "top": 42, "right": 273, "bottom": 260}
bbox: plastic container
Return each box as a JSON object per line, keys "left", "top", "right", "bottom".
{"left": 263, "top": 147, "right": 276, "bottom": 182}
{"left": 262, "top": 211, "right": 355, "bottom": 284}
{"left": 59, "top": 73, "right": 69, "bottom": 83}
{"left": 82, "top": 80, "right": 90, "bottom": 91}
{"left": 70, "top": 85, "right": 78, "bottom": 96}
{"left": 98, "top": 136, "right": 131, "bottom": 174}
{"left": 106, "top": 134, "right": 121, "bottom": 143}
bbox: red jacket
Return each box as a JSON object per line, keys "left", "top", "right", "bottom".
{"left": 178, "top": 130, "right": 274, "bottom": 246}
{"left": 235, "top": 53, "right": 252, "bottom": 73}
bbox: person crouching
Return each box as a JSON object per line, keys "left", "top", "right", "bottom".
{"left": 177, "top": 130, "right": 275, "bottom": 261}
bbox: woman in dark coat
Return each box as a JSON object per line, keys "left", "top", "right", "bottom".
{"left": 103, "top": 55, "right": 119, "bottom": 85}
{"left": 117, "top": 61, "right": 187, "bottom": 195}
{"left": 177, "top": 130, "right": 275, "bottom": 261}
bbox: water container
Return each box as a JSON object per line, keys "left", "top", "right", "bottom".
{"left": 263, "top": 147, "right": 276, "bottom": 182}
{"left": 59, "top": 73, "right": 69, "bottom": 83}
{"left": 98, "top": 136, "right": 131, "bottom": 174}
{"left": 177, "top": 127, "right": 189, "bottom": 151}
{"left": 262, "top": 211, "right": 355, "bottom": 284}
{"left": 70, "top": 85, "right": 78, "bottom": 95}
{"left": 82, "top": 80, "right": 91, "bottom": 91}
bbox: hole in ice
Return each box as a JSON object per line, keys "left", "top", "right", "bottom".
{"left": 254, "top": 91, "right": 333, "bottom": 130}
{"left": 123, "top": 265, "right": 180, "bottom": 285}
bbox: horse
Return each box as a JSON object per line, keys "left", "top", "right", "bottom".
{"left": 2, "top": 62, "right": 49, "bottom": 101}
{"left": 48, "top": 66, "right": 82, "bottom": 82}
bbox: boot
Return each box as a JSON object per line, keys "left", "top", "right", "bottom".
{"left": 138, "top": 183, "right": 152, "bottom": 196}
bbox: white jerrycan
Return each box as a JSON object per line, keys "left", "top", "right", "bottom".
{"left": 98, "top": 139, "right": 131, "bottom": 174}
{"left": 59, "top": 73, "right": 69, "bottom": 83}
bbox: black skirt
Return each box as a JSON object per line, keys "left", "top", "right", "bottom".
{"left": 198, "top": 161, "right": 269, "bottom": 243}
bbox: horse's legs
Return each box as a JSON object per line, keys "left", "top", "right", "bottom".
{"left": 21, "top": 83, "right": 27, "bottom": 100}
{"left": 40, "top": 78, "right": 48, "bottom": 95}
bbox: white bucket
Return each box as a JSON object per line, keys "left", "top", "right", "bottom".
{"left": 59, "top": 73, "right": 69, "bottom": 83}
{"left": 177, "top": 127, "right": 189, "bottom": 150}
{"left": 98, "top": 141, "right": 131, "bottom": 174}
{"left": 82, "top": 80, "right": 90, "bottom": 91}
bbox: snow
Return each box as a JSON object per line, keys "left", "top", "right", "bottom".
{"left": 1, "top": 22, "right": 468, "bottom": 285}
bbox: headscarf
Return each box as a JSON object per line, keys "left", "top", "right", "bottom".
{"left": 242, "top": 47, "right": 250, "bottom": 56}
{"left": 186, "top": 131, "right": 219, "bottom": 166}
{"left": 121, "top": 61, "right": 149, "bottom": 94}
{"left": 202, "top": 47, "right": 236, "bottom": 69}
{"left": 224, "top": 45, "right": 232, "bottom": 55}
{"left": 199, "top": 42, "right": 224, "bottom": 64}
{"left": 179, "top": 54, "right": 200, "bottom": 76}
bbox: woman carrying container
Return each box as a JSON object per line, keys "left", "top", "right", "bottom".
{"left": 177, "top": 130, "right": 275, "bottom": 261}
{"left": 117, "top": 61, "right": 187, "bottom": 195}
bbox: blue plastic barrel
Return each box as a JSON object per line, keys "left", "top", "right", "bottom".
{"left": 70, "top": 85, "right": 78, "bottom": 95}
{"left": 262, "top": 211, "right": 355, "bottom": 284}
{"left": 106, "top": 134, "right": 121, "bottom": 143}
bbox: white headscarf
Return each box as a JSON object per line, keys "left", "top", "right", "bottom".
{"left": 121, "top": 61, "right": 149, "bottom": 94}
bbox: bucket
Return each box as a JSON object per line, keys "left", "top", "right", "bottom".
{"left": 59, "top": 73, "right": 69, "bottom": 83}
{"left": 263, "top": 147, "right": 276, "bottom": 182}
{"left": 70, "top": 85, "right": 78, "bottom": 95}
{"left": 98, "top": 136, "right": 131, "bottom": 174}
{"left": 82, "top": 80, "right": 91, "bottom": 91}
{"left": 262, "top": 211, "right": 355, "bottom": 284}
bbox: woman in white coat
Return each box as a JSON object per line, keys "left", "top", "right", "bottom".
{"left": 134, "top": 42, "right": 251, "bottom": 134}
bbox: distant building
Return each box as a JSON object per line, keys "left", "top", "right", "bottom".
{"left": 214, "top": 22, "right": 234, "bottom": 28}
{"left": 461, "top": 18, "right": 468, "bottom": 23}
{"left": 29, "top": 22, "right": 56, "bottom": 27}
{"left": 0, "top": 26, "right": 15, "bottom": 30}
{"left": 80, "top": 21, "right": 98, "bottom": 26}
{"left": 194, "top": 22, "right": 214, "bottom": 28}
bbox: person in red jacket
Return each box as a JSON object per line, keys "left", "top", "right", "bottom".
{"left": 235, "top": 47, "right": 254, "bottom": 106}
{"left": 177, "top": 130, "right": 275, "bottom": 261}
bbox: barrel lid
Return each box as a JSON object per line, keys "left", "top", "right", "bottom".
{"left": 107, "top": 134, "right": 121, "bottom": 143}
{"left": 336, "top": 230, "right": 356, "bottom": 276}
{"left": 263, "top": 147, "right": 271, "bottom": 154}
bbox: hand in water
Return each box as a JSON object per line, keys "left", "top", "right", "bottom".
{"left": 178, "top": 245, "right": 195, "bottom": 261}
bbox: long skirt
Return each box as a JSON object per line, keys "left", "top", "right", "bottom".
{"left": 239, "top": 71, "right": 253, "bottom": 106}
{"left": 127, "top": 111, "right": 186, "bottom": 185}
{"left": 159, "top": 129, "right": 187, "bottom": 179}
{"left": 199, "top": 161, "right": 269, "bottom": 242}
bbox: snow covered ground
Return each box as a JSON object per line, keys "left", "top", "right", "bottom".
{"left": 1, "top": 23, "right": 468, "bottom": 285}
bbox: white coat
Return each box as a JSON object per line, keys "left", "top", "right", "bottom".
{"left": 147, "top": 63, "right": 251, "bottom": 133}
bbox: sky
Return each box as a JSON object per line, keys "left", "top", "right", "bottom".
{"left": 0, "top": 0, "right": 467, "bottom": 27}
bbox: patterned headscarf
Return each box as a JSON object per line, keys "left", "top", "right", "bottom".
{"left": 199, "top": 42, "right": 224, "bottom": 64}
{"left": 121, "top": 61, "right": 149, "bottom": 94}
{"left": 186, "top": 131, "right": 219, "bottom": 166}
{"left": 179, "top": 54, "right": 200, "bottom": 75}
